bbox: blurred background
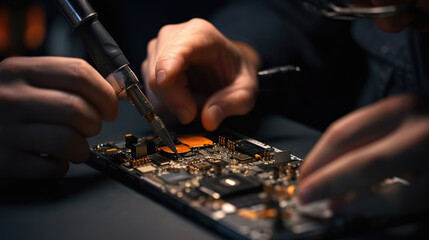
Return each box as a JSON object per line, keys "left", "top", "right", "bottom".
{"left": 0, "top": 0, "right": 364, "bottom": 131}
{"left": 0, "top": 0, "right": 228, "bottom": 77}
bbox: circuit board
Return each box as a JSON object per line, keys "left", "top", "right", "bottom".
{"left": 89, "top": 131, "right": 333, "bottom": 240}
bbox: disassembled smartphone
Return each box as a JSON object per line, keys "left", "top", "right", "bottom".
{"left": 89, "top": 130, "right": 407, "bottom": 240}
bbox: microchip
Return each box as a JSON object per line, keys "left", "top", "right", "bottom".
{"left": 125, "top": 134, "right": 138, "bottom": 149}
{"left": 136, "top": 165, "right": 157, "bottom": 173}
{"left": 191, "top": 162, "right": 212, "bottom": 171}
{"left": 227, "top": 192, "right": 264, "bottom": 208}
{"left": 131, "top": 140, "right": 148, "bottom": 159}
{"left": 274, "top": 151, "right": 291, "bottom": 165}
{"left": 150, "top": 154, "right": 170, "bottom": 166}
{"left": 159, "top": 172, "right": 193, "bottom": 184}
{"left": 234, "top": 153, "right": 252, "bottom": 162}
{"left": 199, "top": 174, "right": 262, "bottom": 198}
{"left": 221, "top": 158, "right": 233, "bottom": 164}
{"left": 235, "top": 141, "right": 265, "bottom": 156}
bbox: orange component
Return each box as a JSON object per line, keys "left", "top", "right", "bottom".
{"left": 146, "top": 136, "right": 155, "bottom": 141}
{"left": 177, "top": 135, "right": 213, "bottom": 148}
{"left": 25, "top": 4, "right": 46, "bottom": 50}
{"left": 125, "top": 134, "right": 132, "bottom": 137}
{"left": 106, "top": 148, "right": 118, "bottom": 152}
{"left": 287, "top": 185, "right": 296, "bottom": 196}
{"left": 158, "top": 144, "right": 191, "bottom": 154}
{"left": 255, "top": 154, "right": 262, "bottom": 160}
{"left": 237, "top": 208, "right": 277, "bottom": 219}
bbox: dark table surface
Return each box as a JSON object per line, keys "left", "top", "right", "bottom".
{"left": 0, "top": 101, "right": 321, "bottom": 240}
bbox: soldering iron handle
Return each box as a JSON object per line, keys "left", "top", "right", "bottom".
{"left": 55, "top": 0, "right": 129, "bottom": 78}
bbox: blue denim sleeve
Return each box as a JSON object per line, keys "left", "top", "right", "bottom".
{"left": 352, "top": 20, "right": 429, "bottom": 107}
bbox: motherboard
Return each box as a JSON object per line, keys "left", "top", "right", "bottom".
{"left": 90, "top": 131, "right": 334, "bottom": 240}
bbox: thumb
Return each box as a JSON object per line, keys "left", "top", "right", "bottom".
{"left": 201, "top": 82, "right": 256, "bottom": 131}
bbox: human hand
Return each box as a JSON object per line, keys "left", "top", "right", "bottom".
{"left": 298, "top": 94, "right": 429, "bottom": 216}
{"left": 142, "top": 18, "right": 260, "bottom": 131}
{"left": 0, "top": 57, "right": 119, "bottom": 180}
{"left": 351, "top": 0, "right": 429, "bottom": 32}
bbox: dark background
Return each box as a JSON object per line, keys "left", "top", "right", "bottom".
{"left": 0, "top": 0, "right": 366, "bottom": 131}
{"left": 0, "top": 0, "right": 228, "bottom": 79}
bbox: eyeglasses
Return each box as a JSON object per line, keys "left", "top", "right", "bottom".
{"left": 302, "top": 0, "right": 417, "bottom": 20}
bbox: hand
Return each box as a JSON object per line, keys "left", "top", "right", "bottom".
{"left": 0, "top": 57, "right": 119, "bottom": 180}
{"left": 142, "top": 18, "right": 260, "bottom": 131}
{"left": 351, "top": 0, "right": 429, "bottom": 32}
{"left": 298, "top": 94, "right": 429, "bottom": 216}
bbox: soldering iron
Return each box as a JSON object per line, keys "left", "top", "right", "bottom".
{"left": 55, "top": 0, "right": 178, "bottom": 155}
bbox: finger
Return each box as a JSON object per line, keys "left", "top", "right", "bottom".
{"left": 333, "top": 174, "right": 429, "bottom": 218}
{"left": 300, "top": 95, "right": 417, "bottom": 180}
{"left": 143, "top": 38, "right": 158, "bottom": 85}
{"left": 201, "top": 72, "right": 257, "bottom": 131}
{"left": 298, "top": 117, "right": 429, "bottom": 204}
{"left": 152, "top": 19, "right": 226, "bottom": 88}
{"left": 1, "top": 82, "right": 102, "bottom": 137}
{"left": 143, "top": 37, "right": 197, "bottom": 123}
{"left": 0, "top": 57, "right": 119, "bottom": 122}
{"left": 0, "top": 151, "right": 69, "bottom": 180}
{"left": 2, "top": 123, "right": 90, "bottom": 164}
{"left": 153, "top": 43, "right": 189, "bottom": 88}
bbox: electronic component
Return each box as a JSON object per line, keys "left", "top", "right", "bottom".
{"left": 129, "top": 157, "right": 150, "bottom": 167}
{"left": 235, "top": 141, "right": 265, "bottom": 156}
{"left": 130, "top": 140, "right": 148, "bottom": 159}
{"left": 227, "top": 193, "right": 265, "bottom": 208}
{"left": 159, "top": 172, "right": 192, "bottom": 184}
{"left": 150, "top": 154, "right": 171, "bottom": 166}
{"left": 177, "top": 135, "right": 214, "bottom": 148}
{"left": 136, "top": 165, "right": 156, "bottom": 173}
{"left": 158, "top": 144, "right": 191, "bottom": 155}
{"left": 190, "top": 162, "right": 212, "bottom": 172}
{"left": 125, "top": 134, "right": 138, "bottom": 148}
{"left": 234, "top": 152, "right": 253, "bottom": 162}
{"left": 274, "top": 151, "right": 291, "bottom": 165}
{"left": 199, "top": 174, "right": 262, "bottom": 198}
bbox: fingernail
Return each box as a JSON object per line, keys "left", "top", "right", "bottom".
{"left": 176, "top": 107, "right": 193, "bottom": 124}
{"left": 208, "top": 105, "right": 223, "bottom": 128}
{"left": 156, "top": 70, "right": 167, "bottom": 85}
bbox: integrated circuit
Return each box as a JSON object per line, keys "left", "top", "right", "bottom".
{"left": 150, "top": 154, "right": 170, "bottom": 166}
{"left": 159, "top": 172, "right": 192, "bottom": 184}
{"left": 199, "top": 174, "right": 262, "bottom": 198}
{"left": 235, "top": 141, "right": 266, "bottom": 156}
